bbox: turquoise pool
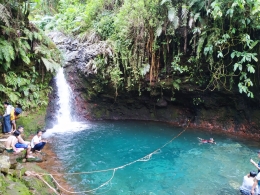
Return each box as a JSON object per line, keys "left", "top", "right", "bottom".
{"left": 49, "top": 120, "right": 259, "bottom": 195}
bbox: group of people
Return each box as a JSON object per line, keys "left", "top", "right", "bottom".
{"left": 5, "top": 126, "right": 47, "bottom": 158}
{"left": 239, "top": 151, "right": 260, "bottom": 195}
{"left": 2, "top": 101, "right": 47, "bottom": 158}
{"left": 2, "top": 102, "right": 22, "bottom": 134}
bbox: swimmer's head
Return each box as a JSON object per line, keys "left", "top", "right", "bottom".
{"left": 250, "top": 171, "right": 257, "bottom": 177}
{"left": 210, "top": 138, "right": 214, "bottom": 141}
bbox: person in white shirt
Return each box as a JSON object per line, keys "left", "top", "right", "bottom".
{"left": 2, "top": 102, "right": 12, "bottom": 134}
{"left": 240, "top": 171, "right": 257, "bottom": 195}
{"left": 31, "top": 130, "right": 47, "bottom": 153}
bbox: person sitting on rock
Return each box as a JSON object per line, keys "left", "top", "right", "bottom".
{"left": 5, "top": 130, "right": 24, "bottom": 154}
{"left": 197, "top": 137, "right": 216, "bottom": 144}
{"left": 31, "top": 130, "right": 47, "bottom": 153}
{"left": 15, "top": 126, "right": 34, "bottom": 158}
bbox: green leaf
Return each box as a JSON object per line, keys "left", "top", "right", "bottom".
{"left": 247, "top": 64, "right": 255, "bottom": 73}
{"left": 231, "top": 52, "right": 236, "bottom": 59}
{"left": 41, "top": 57, "right": 61, "bottom": 72}
{"left": 217, "top": 51, "right": 223, "bottom": 58}
{"left": 234, "top": 63, "right": 239, "bottom": 71}
{"left": 250, "top": 41, "right": 259, "bottom": 49}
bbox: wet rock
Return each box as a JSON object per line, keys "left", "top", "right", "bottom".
{"left": 48, "top": 31, "right": 69, "bottom": 45}
{"left": 66, "top": 51, "right": 78, "bottom": 62}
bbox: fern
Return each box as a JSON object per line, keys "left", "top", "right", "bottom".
{"left": 41, "top": 57, "right": 60, "bottom": 72}
{"left": 34, "top": 45, "right": 50, "bottom": 56}
{"left": 196, "top": 35, "right": 206, "bottom": 58}
{"left": 0, "top": 39, "right": 15, "bottom": 70}
{"left": 0, "top": 83, "right": 20, "bottom": 102}
{"left": 6, "top": 72, "right": 30, "bottom": 87}
{"left": 0, "top": 4, "right": 11, "bottom": 27}
{"left": 22, "top": 40, "right": 31, "bottom": 50}
{"left": 19, "top": 47, "right": 30, "bottom": 64}
{"left": 33, "top": 31, "right": 42, "bottom": 41}
{"left": 23, "top": 28, "right": 34, "bottom": 41}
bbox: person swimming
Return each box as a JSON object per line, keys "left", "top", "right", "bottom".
{"left": 197, "top": 137, "right": 216, "bottom": 144}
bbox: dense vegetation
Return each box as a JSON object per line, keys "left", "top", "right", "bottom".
{"left": 32, "top": 0, "right": 260, "bottom": 101}
{"left": 0, "top": 0, "right": 61, "bottom": 110}
{"left": 3, "top": 0, "right": 260, "bottom": 105}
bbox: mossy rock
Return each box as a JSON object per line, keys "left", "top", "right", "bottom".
{"left": 4, "top": 176, "right": 31, "bottom": 195}
{"left": 22, "top": 176, "right": 57, "bottom": 195}
{"left": 21, "top": 163, "right": 57, "bottom": 195}
{"left": 0, "top": 173, "right": 8, "bottom": 194}
{"left": 16, "top": 106, "right": 47, "bottom": 137}
{"left": 26, "top": 157, "right": 43, "bottom": 163}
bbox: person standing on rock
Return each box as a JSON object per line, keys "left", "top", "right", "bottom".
{"left": 31, "top": 130, "right": 47, "bottom": 153}
{"left": 15, "top": 126, "right": 34, "bottom": 159}
{"left": 2, "top": 102, "right": 12, "bottom": 134}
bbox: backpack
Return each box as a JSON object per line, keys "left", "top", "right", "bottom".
{"left": 15, "top": 107, "right": 23, "bottom": 115}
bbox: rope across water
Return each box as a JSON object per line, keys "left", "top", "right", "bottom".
{"left": 34, "top": 121, "right": 190, "bottom": 194}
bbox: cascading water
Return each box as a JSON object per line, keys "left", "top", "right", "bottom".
{"left": 56, "top": 67, "right": 73, "bottom": 124}
{"left": 44, "top": 68, "right": 88, "bottom": 137}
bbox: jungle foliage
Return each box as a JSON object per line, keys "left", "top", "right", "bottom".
{"left": 0, "top": 0, "right": 61, "bottom": 110}
{"left": 33, "top": 0, "right": 260, "bottom": 99}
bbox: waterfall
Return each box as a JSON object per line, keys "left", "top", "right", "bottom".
{"left": 56, "top": 68, "right": 73, "bottom": 124}
{"left": 44, "top": 68, "right": 88, "bottom": 137}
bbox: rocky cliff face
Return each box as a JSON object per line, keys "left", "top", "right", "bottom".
{"left": 47, "top": 32, "right": 260, "bottom": 139}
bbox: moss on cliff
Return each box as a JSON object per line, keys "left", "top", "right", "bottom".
{"left": 15, "top": 106, "right": 47, "bottom": 138}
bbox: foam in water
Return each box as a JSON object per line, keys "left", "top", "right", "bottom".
{"left": 44, "top": 68, "right": 89, "bottom": 137}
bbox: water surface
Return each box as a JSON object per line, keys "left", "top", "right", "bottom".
{"left": 49, "top": 120, "right": 260, "bottom": 195}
